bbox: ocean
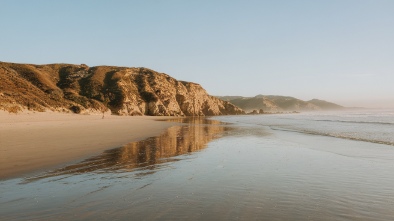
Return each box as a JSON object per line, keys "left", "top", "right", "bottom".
{"left": 219, "top": 109, "right": 394, "bottom": 146}
{"left": 1, "top": 110, "right": 394, "bottom": 220}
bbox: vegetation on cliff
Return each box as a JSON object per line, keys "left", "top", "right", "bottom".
{"left": 218, "top": 95, "right": 343, "bottom": 112}
{"left": 0, "top": 62, "right": 244, "bottom": 116}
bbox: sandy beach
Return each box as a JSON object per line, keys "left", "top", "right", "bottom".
{"left": 0, "top": 111, "right": 175, "bottom": 179}
{"left": 1, "top": 111, "right": 394, "bottom": 220}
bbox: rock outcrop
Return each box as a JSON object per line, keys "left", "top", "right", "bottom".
{"left": 0, "top": 62, "right": 244, "bottom": 116}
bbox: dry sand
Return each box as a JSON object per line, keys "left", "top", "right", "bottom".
{"left": 0, "top": 111, "right": 176, "bottom": 180}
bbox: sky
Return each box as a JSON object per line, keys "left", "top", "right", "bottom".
{"left": 1, "top": 0, "right": 393, "bottom": 108}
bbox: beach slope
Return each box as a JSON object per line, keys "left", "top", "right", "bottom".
{"left": 0, "top": 111, "right": 174, "bottom": 179}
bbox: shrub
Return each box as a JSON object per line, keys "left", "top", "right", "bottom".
{"left": 140, "top": 91, "right": 158, "bottom": 103}
{"left": 69, "top": 105, "right": 81, "bottom": 114}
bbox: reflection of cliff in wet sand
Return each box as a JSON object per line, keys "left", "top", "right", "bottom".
{"left": 157, "top": 117, "right": 231, "bottom": 125}
{"left": 26, "top": 122, "right": 229, "bottom": 182}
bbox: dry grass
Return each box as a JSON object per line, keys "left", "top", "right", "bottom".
{"left": 0, "top": 61, "right": 244, "bottom": 116}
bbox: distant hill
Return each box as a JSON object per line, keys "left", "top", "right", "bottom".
{"left": 307, "top": 99, "right": 343, "bottom": 110}
{"left": 0, "top": 61, "right": 244, "bottom": 116}
{"left": 217, "top": 95, "right": 344, "bottom": 112}
{"left": 219, "top": 96, "right": 244, "bottom": 101}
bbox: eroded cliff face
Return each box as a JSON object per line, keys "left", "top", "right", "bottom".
{"left": 0, "top": 62, "right": 244, "bottom": 116}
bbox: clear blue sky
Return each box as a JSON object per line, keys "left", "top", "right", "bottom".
{"left": 1, "top": 0, "right": 393, "bottom": 108}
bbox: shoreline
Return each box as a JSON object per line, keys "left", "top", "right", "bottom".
{"left": 0, "top": 111, "right": 177, "bottom": 180}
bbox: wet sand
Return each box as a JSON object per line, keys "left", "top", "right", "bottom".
{"left": 2, "top": 114, "right": 394, "bottom": 220}
{"left": 0, "top": 111, "right": 176, "bottom": 179}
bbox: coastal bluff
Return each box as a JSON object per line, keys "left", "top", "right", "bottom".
{"left": 218, "top": 95, "right": 344, "bottom": 112}
{"left": 0, "top": 62, "right": 244, "bottom": 116}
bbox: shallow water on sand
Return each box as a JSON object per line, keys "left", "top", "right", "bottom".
{"left": 1, "top": 114, "right": 394, "bottom": 220}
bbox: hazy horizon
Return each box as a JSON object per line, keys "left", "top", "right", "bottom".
{"left": 214, "top": 94, "right": 394, "bottom": 109}
{"left": 1, "top": 1, "right": 393, "bottom": 108}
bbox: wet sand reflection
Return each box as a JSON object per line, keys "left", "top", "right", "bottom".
{"left": 156, "top": 117, "right": 231, "bottom": 125}
{"left": 25, "top": 120, "right": 230, "bottom": 182}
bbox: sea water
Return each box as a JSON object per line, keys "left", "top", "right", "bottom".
{"left": 219, "top": 109, "right": 394, "bottom": 146}
{"left": 1, "top": 110, "right": 394, "bottom": 220}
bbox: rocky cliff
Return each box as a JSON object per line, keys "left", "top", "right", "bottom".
{"left": 0, "top": 62, "right": 244, "bottom": 116}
